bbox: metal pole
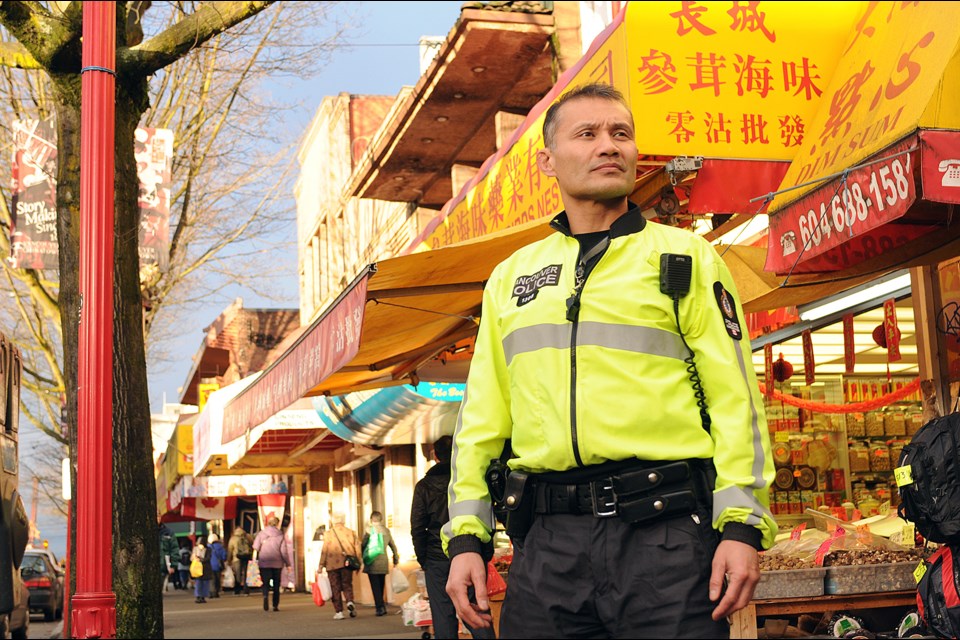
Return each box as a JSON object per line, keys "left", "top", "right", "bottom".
{"left": 73, "top": 2, "right": 116, "bottom": 637}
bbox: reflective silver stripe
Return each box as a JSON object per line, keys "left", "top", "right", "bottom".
{"left": 449, "top": 500, "right": 494, "bottom": 521}
{"left": 734, "top": 341, "right": 767, "bottom": 489}
{"left": 502, "top": 323, "right": 570, "bottom": 366}
{"left": 502, "top": 322, "right": 687, "bottom": 366}
{"left": 447, "top": 386, "right": 469, "bottom": 513}
{"left": 713, "top": 485, "right": 773, "bottom": 526}
{"left": 441, "top": 522, "right": 454, "bottom": 541}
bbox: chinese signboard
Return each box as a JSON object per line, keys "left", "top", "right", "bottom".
{"left": 770, "top": 2, "right": 960, "bottom": 214}
{"left": 627, "top": 1, "right": 863, "bottom": 159}
{"left": 418, "top": 1, "right": 863, "bottom": 251}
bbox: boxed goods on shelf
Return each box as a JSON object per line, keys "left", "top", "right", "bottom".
{"left": 755, "top": 567, "right": 827, "bottom": 599}
{"left": 823, "top": 562, "right": 916, "bottom": 595}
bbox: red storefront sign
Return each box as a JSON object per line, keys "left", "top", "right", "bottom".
{"left": 920, "top": 129, "right": 960, "bottom": 205}
{"left": 766, "top": 137, "right": 919, "bottom": 274}
{"left": 883, "top": 298, "right": 901, "bottom": 363}
{"left": 221, "top": 274, "right": 370, "bottom": 442}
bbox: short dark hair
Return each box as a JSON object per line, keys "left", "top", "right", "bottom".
{"left": 370, "top": 510, "right": 383, "bottom": 523}
{"left": 542, "top": 82, "right": 631, "bottom": 149}
{"left": 433, "top": 436, "right": 453, "bottom": 463}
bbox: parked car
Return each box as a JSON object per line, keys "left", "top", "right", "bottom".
{"left": 21, "top": 549, "right": 63, "bottom": 621}
{"left": 0, "top": 569, "right": 30, "bottom": 639}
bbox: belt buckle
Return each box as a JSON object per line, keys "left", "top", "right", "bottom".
{"left": 590, "top": 478, "right": 618, "bottom": 518}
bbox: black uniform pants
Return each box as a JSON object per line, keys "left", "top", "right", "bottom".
{"left": 499, "top": 508, "right": 729, "bottom": 639}
{"left": 423, "top": 558, "right": 496, "bottom": 640}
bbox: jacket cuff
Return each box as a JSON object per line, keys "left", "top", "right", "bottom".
{"left": 447, "top": 534, "right": 484, "bottom": 559}
{"left": 721, "top": 522, "right": 763, "bottom": 550}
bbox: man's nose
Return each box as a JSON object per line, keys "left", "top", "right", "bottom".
{"left": 597, "top": 133, "right": 621, "bottom": 155}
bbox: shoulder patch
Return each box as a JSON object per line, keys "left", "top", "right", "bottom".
{"left": 713, "top": 282, "right": 742, "bottom": 340}
{"left": 513, "top": 264, "right": 562, "bottom": 307}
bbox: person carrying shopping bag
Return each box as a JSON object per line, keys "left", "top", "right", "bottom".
{"left": 362, "top": 511, "right": 400, "bottom": 617}
{"left": 320, "top": 513, "right": 362, "bottom": 620}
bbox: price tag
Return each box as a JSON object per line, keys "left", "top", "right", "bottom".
{"left": 856, "top": 524, "right": 872, "bottom": 544}
{"left": 815, "top": 537, "right": 834, "bottom": 567}
{"left": 775, "top": 431, "right": 790, "bottom": 442}
{"left": 914, "top": 560, "right": 928, "bottom": 583}
{"left": 895, "top": 465, "right": 914, "bottom": 487}
{"left": 790, "top": 523, "right": 807, "bottom": 541}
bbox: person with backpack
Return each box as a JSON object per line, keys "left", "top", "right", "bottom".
{"left": 362, "top": 511, "right": 400, "bottom": 617}
{"left": 177, "top": 541, "right": 193, "bottom": 591}
{"left": 208, "top": 533, "right": 228, "bottom": 598}
{"left": 228, "top": 527, "right": 254, "bottom": 595}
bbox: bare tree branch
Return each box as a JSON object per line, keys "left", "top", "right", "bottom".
{"left": 121, "top": 1, "right": 275, "bottom": 76}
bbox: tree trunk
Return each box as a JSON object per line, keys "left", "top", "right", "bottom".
{"left": 52, "top": 66, "right": 162, "bottom": 637}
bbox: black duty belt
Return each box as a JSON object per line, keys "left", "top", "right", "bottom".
{"left": 531, "top": 460, "right": 707, "bottom": 524}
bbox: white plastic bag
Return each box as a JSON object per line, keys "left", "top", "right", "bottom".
{"left": 317, "top": 569, "right": 333, "bottom": 600}
{"left": 221, "top": 564, "right": 236, "bottom": 589}
{"left": 391, "top": 566, "right": 409, "bottom": 594}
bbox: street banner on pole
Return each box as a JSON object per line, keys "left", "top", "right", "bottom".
{"left": 9, "top": 119, "right": 58, "bottom": 270}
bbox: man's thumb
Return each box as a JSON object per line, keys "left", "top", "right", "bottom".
{"left": 474, "top": 564, "right": 490, "bottom": 609}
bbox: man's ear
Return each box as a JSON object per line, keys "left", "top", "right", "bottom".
{"left": 537, "top": 147, "right": 556, "bottom": 177}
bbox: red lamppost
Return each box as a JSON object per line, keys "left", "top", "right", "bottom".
{"left": 73, "top": 2, "right": 117, "bottom": 637}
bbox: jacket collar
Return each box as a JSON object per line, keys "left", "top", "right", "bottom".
{"left": 425, "top": 462, "right": 451, "bottom": 477}
{"left": 549, "top": 200, "right": 646, "bottom": 239}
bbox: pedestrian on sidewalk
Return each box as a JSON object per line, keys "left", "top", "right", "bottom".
{"left": 253, "top": 516, "right": 289, "bottom": 612}
{"left": 320, "top": 512, "right": 361, "bottom": 621}
{"left": 362, "top": 511, "right": 400, "bottom": 617}
{"left": 208, "top": 533, "right": 228, "bottom": 598}
{"left": 191, "top": 538, "right": 213, "bottom": 603}
{"left": 228, "top": 527, "right": 254, "bottom": 595}
{"left": 412, "top": 436, "right": 495, "bottom": 639}
{"left": 177, "top": 540, "right": 193, "bottom": 591}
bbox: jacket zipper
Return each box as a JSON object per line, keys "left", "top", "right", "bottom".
{"left": 565, "top": 237, "right": 609, "bottom": 467}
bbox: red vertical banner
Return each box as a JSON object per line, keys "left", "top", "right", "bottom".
{"left": 764, "top": 343, "right": 773, "bottom": 395}
{"left": 9, "top": 119, "right": 58, "bottom": 270}
{"left": 842, "top": 313, "right": 855, "bottom": 374}
{"left": 802, "top": 329, "right": 815, "bottom": 385}
{"left": 884, "top": 298, "right": 901, "bottom": 363}
{"left": 135, "top": 128, "right": 173, "bottom": 274}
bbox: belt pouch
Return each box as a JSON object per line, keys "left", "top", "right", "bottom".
{"left": 618, "top": 490, "right": 699, "bottom": 525}
{"left": 503, "top": 471, "right": 535, "bottom": 539}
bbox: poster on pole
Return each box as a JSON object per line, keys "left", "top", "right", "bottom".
{"left": 9, "top": 119, "right": 58, "bottom": 270}
{"left": 135, "top": 128, "right": 174, "bottom": 275}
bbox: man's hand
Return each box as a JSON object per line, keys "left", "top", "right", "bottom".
{"left": 709, "top": 539, "right": 760, "bottom": 620}
{"left": 446, "top": 552, "right": 493, "bottom": 629}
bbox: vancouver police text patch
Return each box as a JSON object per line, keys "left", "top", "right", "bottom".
{"left": 713, "top": 282, "right": 742, "bottom": 340}
{"left": 513, "top": 264, "right": 562, "bottom": 307}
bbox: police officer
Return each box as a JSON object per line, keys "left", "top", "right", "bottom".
{"left": 442, "top": 83, "right": 776, "bottom": 638}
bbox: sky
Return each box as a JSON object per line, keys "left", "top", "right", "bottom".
{"left": 146, "top": 1, "right": 465, "bottom": 413}
{"left": 27, "top": 0, "right": 466, "bottom": 561}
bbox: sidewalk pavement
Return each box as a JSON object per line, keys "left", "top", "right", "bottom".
{"left": 162, "top": 586, "right": 427, "bottom": 639}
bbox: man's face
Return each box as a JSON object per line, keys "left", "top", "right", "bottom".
{"left": 537, "top": 97, "right": 638, "bottom": 202}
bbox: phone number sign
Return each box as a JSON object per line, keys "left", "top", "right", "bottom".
{"left": 767, "top": 138, "right": 918, "bottom": 274}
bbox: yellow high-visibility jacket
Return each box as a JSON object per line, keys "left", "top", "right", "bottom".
{"left": 442, "top": 206, "right": 777, "bottom": 555}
